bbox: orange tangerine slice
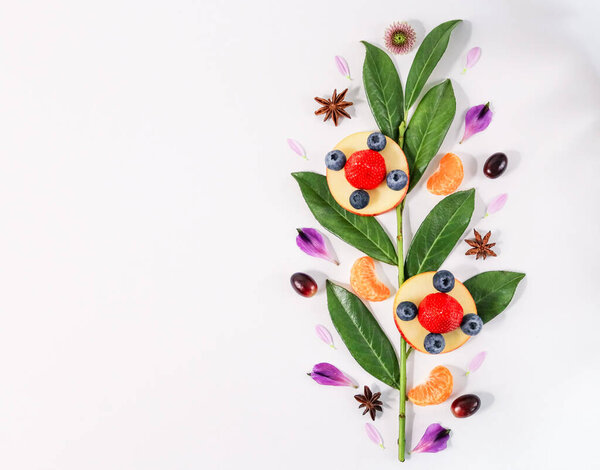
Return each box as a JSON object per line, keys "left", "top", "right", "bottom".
{"left": 350, "top": 256, "right": 390, "bottom": 302}
{"left": 408, "top": 365, "right": 453, "bottom": 406}
{"left": 427, "top": 153, "right": 464, "bottom": 196}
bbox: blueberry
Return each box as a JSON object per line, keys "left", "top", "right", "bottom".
{"left": 396, "top": 301, "right": 418, "bottom": 321}
{"left": 386, "top": 170, "right": 408, "bottom": 191}
{"left": 424, "top": 333, "right": 445, "bottom": 354}
{"left": 433, "top": 270, "right": 455, "bottom": 293}
{"left": 325, "top": 150, "right": 346, "bottom": 171}
{"left": 349, "top": 190, "right": 369, "bottom": 209}
{"left": 367, "top": 132, "right": 387, "bottom": 151}
{"left": 460, "top": 314, "right": 483, "bottom": 336}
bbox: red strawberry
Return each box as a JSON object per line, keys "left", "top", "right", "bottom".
{"left": 344, "top": 149, "right": 386, "bottom": 190}
{"left": 418, "top": 293, "right": 463, "bottom": 334}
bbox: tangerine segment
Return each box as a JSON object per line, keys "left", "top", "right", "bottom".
{"left": 427, "top": 153, "right": 464, "bottom": 196}
{"left": 350, "top": 256, "right": 390, "bottom": 302}
{"left": 408, "top": 365, "right": 453, "bottom": 406}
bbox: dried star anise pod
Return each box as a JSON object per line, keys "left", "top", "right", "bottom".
{"left": 314, "top": 88, "right": 353, "bottom": 126}
{"left": 354, "top": 385, "right": 383, "bottom": 421}
{"left": 465, "top": 229, "right": 497, "bottom": 260}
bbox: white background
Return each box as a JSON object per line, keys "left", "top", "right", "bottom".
{"left": 0, "top": 0, "right": 599, "bottom": 468}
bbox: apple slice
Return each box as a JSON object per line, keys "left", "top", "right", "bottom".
{"left": 393, "top": 272, "right": 478, "bottom": 354}
{"left": 326, "top": 132, "right": 409, "bottom": 216}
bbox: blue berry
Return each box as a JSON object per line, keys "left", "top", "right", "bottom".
{"left": 396, "top": 301, "right": 418, "bottom": 321}
{"left": 386, "top": 170, "right": 408, "bottom": 191}
{"left": 367, "top": 132, "right": 387, "bottom": 151}
{"left": 460, "top": 314, "right": 483, "bottom": 336}
{"left": 424, "top": 333, "right": 445, "bottom": 354}
{"left": 349, "top": 190, "right": 369, "bottom": 209}
{"left": 325, "top": 150, "right": 346, "bottom": 171}
{"left": 433, "top": 270, "right": 455, "bottom": 293}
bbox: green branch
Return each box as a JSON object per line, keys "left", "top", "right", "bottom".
{"left": 396, "top": 201, "right": 407, "bottom": 462}
{"left": 397, "top": 120, "right": 408, "bottom": 462}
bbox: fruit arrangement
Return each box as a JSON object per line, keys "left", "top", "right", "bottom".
{"left": 290, "top": 19, "right": 525, "bottom": 462}
{"left": 393, "top": 270, "right": 481, "bottom": 354}
{"left": 326, "top": 132, "right": 409, "bottom": 215}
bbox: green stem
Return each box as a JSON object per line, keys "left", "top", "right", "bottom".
{"left": 398, "top": 121, "right": 406, "bottom": 149}
{"left": 397, "top": 120, "right": 408, "bottom": 462}
{"left": 396, "top": 200, "right": 407, "bottom": 462}
{"left": 396, "top": 204, "right": 405, "bottom": 288}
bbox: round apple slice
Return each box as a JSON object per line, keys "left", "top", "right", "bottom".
{"left": 393, "top": 272, "right": 478, "bottom": 354}
{"left": 326, "top": 131, "right": 409, "bottom": 216}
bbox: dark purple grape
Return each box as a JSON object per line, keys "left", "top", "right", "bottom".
{"left": 450, "top": 393, "right": 481, "bottom": 418}
{"left": 451, "top": 394, "right": 481, "bottom": 418}
{"left": 483, "top": 152, "right": 508, "bottom": 178}
{"left": 290, "top": 272, "right": 317, "bottom": 297}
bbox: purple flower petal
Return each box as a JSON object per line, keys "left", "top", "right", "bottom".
{"left": 287, "top": 138, "right": 307, "bottom": 160}
{"left": 463, "top": 47, "right": 481, "bottom": 72}
{"left": 365, "top": 423, "right": 384, "bottom": 448}
{"left": 296, "top": 228, "right": 339, "bottom": 265}
{"left": 335, "top": 56, "right": 351, "bottom": 80}
{"left": 315, "top": 324, "right": 335, "bottom": 348}
{"left": 411, "top": 423, "right": 451, "bottom": 454}
{"left": 485, "top": 193, "right": 508, "bottom": 217}
{"left": 308, "top": 362, "right": 357, "bottom": 387}
{"left": 460, "top": 102, "right": 493, "bottom": 144}
{"left": 466, "top": 351, "right": 487, "bottom": 375}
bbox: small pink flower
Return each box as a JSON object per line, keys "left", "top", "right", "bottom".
{"left": 384, "top": 22, "right": 416, "bottom": 55}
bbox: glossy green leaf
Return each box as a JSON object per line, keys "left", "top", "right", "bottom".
{"left": 326, "top": 281, "right": 400, "bottom": 389}
{"left": 404, "top": 79, "right": 456, "bottom": 191}
{"left": 361, "top": 41, "right": 404, "bottom": 142}
{"left": 404, "top": 19, "right": 461, "bottom": 111}
{"left": 292, "top": 172, "right": 397, "bottom": 265}
{"left": 405, "top": 189, "right": 475, "bottom": 278}
{"left": 464, "top": 271, "right": 526, "bottom": 324}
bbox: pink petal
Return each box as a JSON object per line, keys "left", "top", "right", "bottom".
{"left": 467, "top": 351, "right": 487, "bottom": 375}
{"left": 335, "top": 55, "right": 351, "bottom": 79}
{"left": 287, "top": 138, "right": 307, "bottom": 160}
{"left": 365, "top": 423, "right": 384, "bottom": 448}
{"left": 465, "top": 47, "right": 481, "bottom": 71}
{"left": 315, "top": 324, "right": 335, "bottom": 348}
{"left": 486, "top": 193, "right": 508, "bottom": 216}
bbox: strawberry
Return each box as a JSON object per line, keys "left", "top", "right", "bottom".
{"left": 344, "top": 149, "right": 386, "bottom": 190}
{"left": 418, "top": 293, "right": 463, "bottom": 334}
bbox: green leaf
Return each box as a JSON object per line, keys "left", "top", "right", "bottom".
{"left": 326, "top": 281, "right": 400, "bottom": 389}
{"left": 292, "top": 172, "right": 398, "bottom": 265}
{"left": 361, "top": 41, "right": 404, "bottom": 142}
{"left": 404, "top": 79, "right": 456, "bottom": 191}
{"left": 404, "top": 19, "right": 461, "bottom": 111}
{"left": 405, "top": 189, "right": 475, "bottom": 278}
{"left": 464, "top": 271, "right": 526, "bottom": 324}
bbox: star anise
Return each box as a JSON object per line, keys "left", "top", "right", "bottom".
{"left": 314, "top": 88, "right": 353, "bottom": 126}
{"left": 465, "top": 229, "right": 497, "bottom": 260}
{"left": 354, "top": 385, "right": 383, "bottom": 421}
